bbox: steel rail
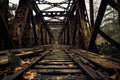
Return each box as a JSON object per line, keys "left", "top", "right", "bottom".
{"left": 5, "top": 49, "right": 53, "bottom": 80}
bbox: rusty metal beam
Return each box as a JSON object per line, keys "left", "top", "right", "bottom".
{"left": 42, "top": 4, "right": 66, "bottom": 11}
{"left": 21, "top": 19, "right": 31, "bottom": 47}
{"left": 45, "top": 31, "right": 47, "bottom": 45}
{"left": 76, "top": 9, "right": 85, "bottom": 48}
{"left": 78, "top": 27, "right": 85, "bottom": 48}
{"left": 30, "top": 10, "right": 38, "bottom": 46}
{"left": 46, "top": 17, "right": 63, "bottom": 22}
{"left": 72, "top": 14, "right": 77, "bottom": 46}
{"left": 1, "top": 0, "right": 9, "bottom": 23}
{"left": 49, "top": 36, "right": 52, "bottom": 44}
{"left": 66, "top": 22, "right": 70, "bottom": 45}
{"left": 77, "top": 0, "right": 90, "bottom": 49}
{"left": 32, "top": 0, "right": 44, "bottom": 22}
{"left": 89, "top": 0, "right": 94, "bottom": 30}
{"left": 47, "top": 21, "right": 64, "bottom": 25}
{"left": 40, "top": 24, "right": 44, "bottom": 45}
{"left": 106, "top": 0, "right": 120, "bottom": 13}
{"left": 98, "top": 30, "right": 120, "bottom": 50}
{"left": 12, "top": 0, "right": 32, "bottom": 48}
{"left": 37, "top": 0, "right": 71, "bottom": 11}
{"left": 36, "top": 0, "right": 70, "bottom": 4}
{"left": 0, "top": 10, "right": 14, "bottom": 49}
{"left": 69, "top": 0, "right": 76, "bottom": 15}
{"left": 63, "top": 29, "right": 66, "bottom": 44}
{"left": 33, "top": 1, "right": 54, "bottom": 43}
{"left": 58, "top": 27, "right": 65, "bottom": 44}
{"left": 88, "top": 0, "right": 107, "bottom": 51}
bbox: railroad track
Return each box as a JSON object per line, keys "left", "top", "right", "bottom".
{"left": 3, "top": 44, "right": 120, "bottom": 80}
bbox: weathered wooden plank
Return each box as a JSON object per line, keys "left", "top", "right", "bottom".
{"left": 38, "top": 61, "right": 75, "bottom": 65}
{"left": 75, "top": 49, "right": 120, "bottom": 69}
{"left": 34, "top": 65, "right": 78, "bottom": 69}
{"left": 34, "top": 75, "right": 88, "bottom": 80}
{"left": 32, "top": 69, "right": 82, "bottom": 75}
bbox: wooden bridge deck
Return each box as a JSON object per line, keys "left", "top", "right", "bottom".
{"left": 0, "top": 44, "right": 120, "bottom": 80}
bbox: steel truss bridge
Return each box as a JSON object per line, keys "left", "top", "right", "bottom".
{"left": 0, "top": 0, "right": 120, "bottom": 79}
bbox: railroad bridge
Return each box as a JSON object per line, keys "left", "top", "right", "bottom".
{"left": 0, "top": 0, "right": 120, "bottom": 80}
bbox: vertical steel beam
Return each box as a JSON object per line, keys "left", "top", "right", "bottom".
{"left": 46, "top": 32, "right": 49, "bottom": 44}
{"left": 61, "top": 31, "right": 64, "bottom": 44}
{"left": 40, "top": 24, "right": 44, "bottom": 45}
{"left": 68, "top": 19, "right": 72, "bottom": 45}
{"left": 43, "top": 28, "right": 45, "bottom": 45}
{"left": 77, "top": 1, "right": 90, "bottom": 49}
{"left": 78, "top": 27, "right": 85, "bottom": 48}
{"left": 0, "top": 0, "right": 14, "bottom": 49}
{"left": 36, "top": 23, "right": 40, "bottom": 45}
{"left": 59, "top": 31, "right": 63, "bottom": 44}
{"left": 12, "top": 0, "right": 31, "bottom": 47}
{"left": 76, "top": 9, "right": 85, "bottom": 48}
{"left": 66, "top": 21, "right": 70, "bottom": 45}
{"left": 30, "top": 10, "right": 38, "bottom": 46}
{"left": 64, "top": 28, "right": 66, "bottom": 44}
{"left": 1, "top": 0, "right": 9, "bottom": 23}
{"left": 88, "top": 0, "right": 107, "bottom": 51}
{"left": 63, "top": 29, "right": 66, "bottom": 44}
{"left": 72, "top": 14, "right": 77, "bottom": 46}
{"left": 21, "top": 17, "right": 31, "bottom": 47}
{"left": 45, "top": 31, "right": 47, "bottom": 45}
{"left": 0, "top": 10, "right": 14, "bottom": 49}
{"left": 35, "top": 15, "right": 43, "bottom": 45}
{"left": 49, "top": 36, "right": 52, "bottom": 44}
{"left": 89, "top": 0, "right": 94, "bottom": 30}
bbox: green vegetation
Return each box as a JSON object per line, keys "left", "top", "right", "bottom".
{"left": 96, "top": 6, "right": 120, "bottom": 59}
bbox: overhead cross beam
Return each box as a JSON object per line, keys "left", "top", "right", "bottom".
{"left": 47, "top": 21, "right": 64, "bottom": 25}
{"left": 41, "top": 11, "right": 68, "bottom": 17}
{"left": 40, "top": 0, "right": 67, "bottom": 11}
{"left": 37, "top": 0, "right": 72, "bottom": 11}
{"left": 36, "top": 0, "right": 70, "bottom": 4}
{"left": 35, "top": 0, "right": 74, "bottom": 27}
{"left": 46, "top": 16, "right": 64, "bottom": 22}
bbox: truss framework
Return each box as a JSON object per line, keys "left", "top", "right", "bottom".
{"left": 0, "top": 0, "right": 119, "bottom": 51}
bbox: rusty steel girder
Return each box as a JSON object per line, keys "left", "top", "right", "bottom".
{"left": 88, "top": 0, "right": 120, "bottom": 51}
